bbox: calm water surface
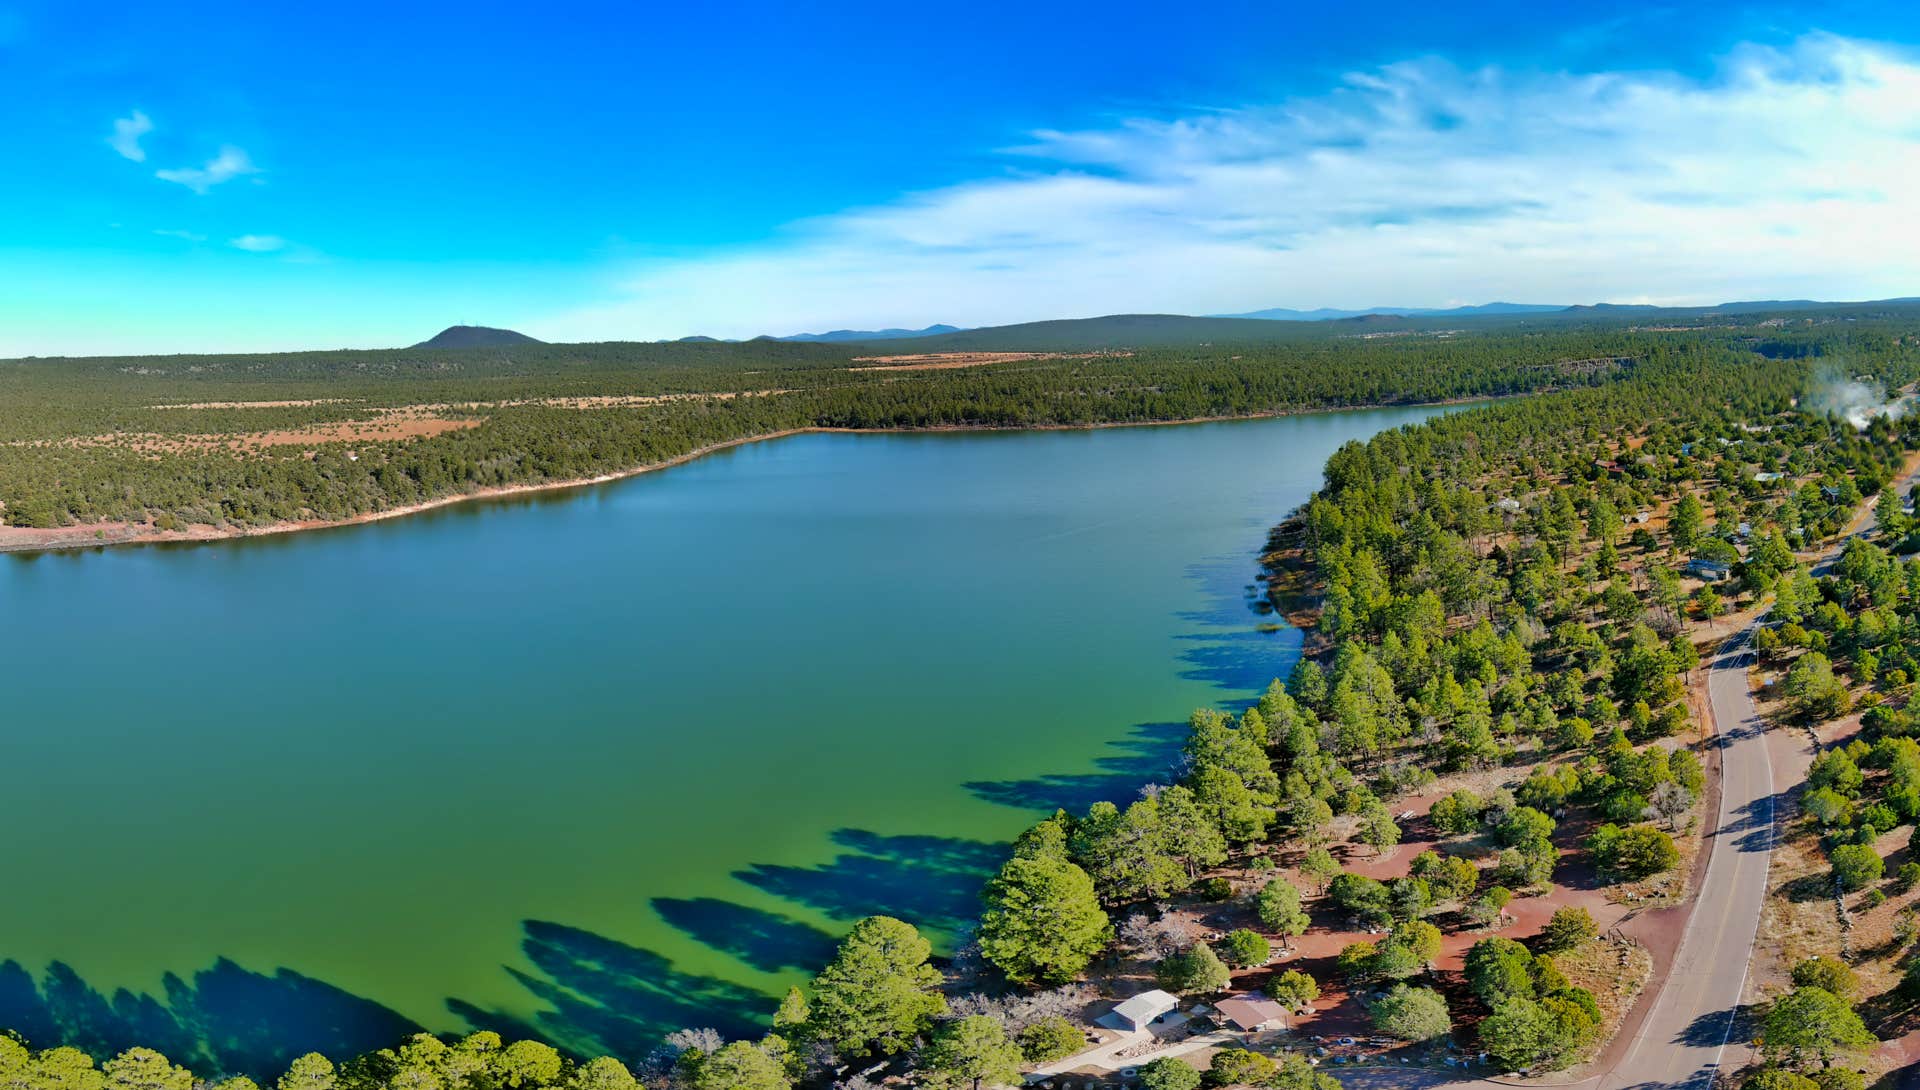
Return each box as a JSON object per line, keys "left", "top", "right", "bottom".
{"left": 0, "top": 404, "right": 1459, "bottom": 1069}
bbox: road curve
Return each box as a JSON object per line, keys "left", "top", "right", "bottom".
{"left": 1335, "top": 621, "right": 1776, "bottom": 1090}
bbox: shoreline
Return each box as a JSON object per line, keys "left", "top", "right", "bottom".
{"left": 0, "top": 397, "right": 1488, "bottom": 557}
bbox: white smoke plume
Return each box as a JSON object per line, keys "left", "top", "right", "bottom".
{"left": 1808, "top": 366, "right": 1911, "bottom": 430}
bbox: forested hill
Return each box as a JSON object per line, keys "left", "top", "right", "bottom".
{"left": 1, "top": 307, "right": 1916, "bottom": 536}
{"left": 410, "top": 326, "right": 544, "bottom": 349}
{"left": 859, "top": 298, "right": 1920, "bottom": 352}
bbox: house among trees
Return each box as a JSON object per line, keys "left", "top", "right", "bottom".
{"left": 1102, "top": 989, "right": 1180, "bottom": 1033}
{"left": 1684, "top": 558, "right": 1731, "bottom": 582}
{"left": 1213, "top": 993, "right": 1289, "bottom": 1033}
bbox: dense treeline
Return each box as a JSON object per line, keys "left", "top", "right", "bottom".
{"left": 15, "top": 308, "right": 1913, "bottom": 533}
{"left": 0, "top": 1031, "right": 645, "bottom": 1090}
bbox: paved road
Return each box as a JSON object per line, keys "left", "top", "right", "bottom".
{"left": 1329, "top": 458, "right": 1920, "bottom": 1090}
{"left": 1330, "top": 623, "right": 1776, "bottom": 1090}
{"left": 1587, "top": 629, "right": 1773, "bottom": 1090}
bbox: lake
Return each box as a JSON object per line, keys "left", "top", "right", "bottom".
{"left": 0, "top": 403, "right": 1459, "bottom": 1073}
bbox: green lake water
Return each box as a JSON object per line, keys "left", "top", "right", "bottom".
{"left": 0, "top": 403, "right": 1459, "bottom": 1072}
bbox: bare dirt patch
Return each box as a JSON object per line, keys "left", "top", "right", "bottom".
{"left": 145, "top": 398, "right": 361, "bottom": 410}
{"left": 848, "top": 351, "right": 1127, "bottom": 371}
{"left": 404, "top": 390, "right": 787, "bottom": 411}
{"left": 32, "top": 412, "right": 482, "bottom": 455}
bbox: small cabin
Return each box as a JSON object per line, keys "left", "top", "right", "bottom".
{"left": 1215, "top": 993, "right": 1290, "bottom": 1033}
{"left": 1103, "top": 989, "right": 1180, "bottom": 1033}
{"left": 1685, "top": 558, "right": 1731, "bottom": 582}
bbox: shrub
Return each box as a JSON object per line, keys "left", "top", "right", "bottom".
{"left": 1139, "top": 1057, "right": 1203, "bottom": 1090}
{"left": 1802, "top": 788, "right": 1854, "bottom": 828}
{"left": 1254, "top": 878, "right": 1310, "bottom": 939}
{"left": 1369, "top": 984, "right": 1452, "bottom": 1041}
{"left": 1789, "top": 956, "right": 1858, "bottom": 998}
{"left": 1269, "top": 968, "right": 1320, "bottom": 1010}
{"left": 1329, "top": 872, "right": 1392, "bottom": 927}
{"left": 1204, "top": 1049, "right": 1275, "bottom": 1089}
{"left": 1810, "top": 1070, "right": 1866, "bottom": 1090}
{"left": 1893, "top": 861, "right": 1920, "bottom": 893}
{"left": 1467, "top": 885, "right": 1513, "bottom": 927}
{"left": 1219, "top": 929, "right": 1270, "bottom": 969}
{"left": 1197, "top": 877, "right": 1234, "bottom": 902}
{"left": 1588, "top": 823, "right": 1679, "bottom": 879}
{"left": 1465, "top": 937, "right": 1536, "bottom": 1005}
{"left": 1537, "top": 907, "right": 1597, "bottom": 953}
{"left": 1157, "top": 943, "right": 1231, "bottom": 995}
{"left": 1429, "top": 789, "right": 1485, "bottom": 835}
{"left": 1017, "top": 1016, "right": 1084, "bottom": 1063}
{"left": 1743, "top": 1068, "right": 1820, "bottom": 1090}
{"left": 1857, "top": 803, "right": 1898, "bottom": 835}
{"left": 1829, "top": 844, "right": 1883, "bottom": 892}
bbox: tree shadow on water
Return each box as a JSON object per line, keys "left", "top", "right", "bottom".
{"left": 447, "top": 921, "right": 770, "bottom": 1065}
{"left": 1173, "top": 628, "right": 1299, "bottom": 694}
{"left": 0, "top": 957, "right": 418, "bottom": 1079}
{"left": 648, "top": 899, "right": 837, "bottom": 975}
{"left": 1173, "top": 556, "right": 1302, "bottom": 694}
{"left": 733, "top": 829, "right": 1004, "bottom": 935}
{"left": 963, "top": 720, "right": 1187, "bottom": 814}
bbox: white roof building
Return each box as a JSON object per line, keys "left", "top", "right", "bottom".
{"left": 1103, "top": 989, "right": 1180, "bottom": 1033}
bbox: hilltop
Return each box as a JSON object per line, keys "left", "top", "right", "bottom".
{"left": 411, "top": 326, "right": 544, "bottom": 349}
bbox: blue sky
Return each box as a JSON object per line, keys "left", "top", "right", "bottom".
{"left": 4, "top": 1, "right": 1920, "bottom": 354}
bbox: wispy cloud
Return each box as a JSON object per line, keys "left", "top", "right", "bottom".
{"left": 538, "top": 33, "right": 1920, "bottom": 341}
{"left": 154, "top": 228, "right": 207, "bottom": 242}
{"left": 107, "top": 110, "right": 153, "bottom": 162}
{"left": 156, "top": 146, "right": 259, "bottom": 194}
{"left": 229, "top": 234, "right": 287, "bottom": 252}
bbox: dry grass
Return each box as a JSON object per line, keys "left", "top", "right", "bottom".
{"left": 1560, "top": 935, "right": 1654, "bottom": 1051}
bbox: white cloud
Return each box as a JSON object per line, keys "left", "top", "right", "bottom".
{"left": 229, "top": 234, "right": 287, "bottom": 252}
{"left": 156, "top": 146, "right": 259, "bottom": 194}
{"left": 108, "top": 110, "right": 152, "bottom": 162}
{"left": 535, "top": 33, "right": 1920, "bottom": 341}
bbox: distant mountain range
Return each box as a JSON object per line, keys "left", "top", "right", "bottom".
{"left": 417, "top": 296, "right": 1920, "bottom": 354}
{"left": 413, "top": 325, "right": 543, "bottom": 349}
{"left": 777, "top": 324, "right": 964, "bottom": 342}
{"left": 1216, "top": 302, "right": 1567, "bottom": 321}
